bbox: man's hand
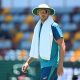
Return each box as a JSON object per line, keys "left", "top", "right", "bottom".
{"left": 22, "top": 62, "right": 29, "bottom": 73}
{"left": 22, "top": 57, "right": 35, "bottom": 73}
{"left": 57, "top": 64, "right": 63, "bottom": 76}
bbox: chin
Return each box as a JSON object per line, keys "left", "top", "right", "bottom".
{"left": 41, "top": 18, "right": 46, "bottom": 21}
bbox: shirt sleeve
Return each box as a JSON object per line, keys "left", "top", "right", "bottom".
{"left": 51, "top": 23, "right": 63, "bottom": 40}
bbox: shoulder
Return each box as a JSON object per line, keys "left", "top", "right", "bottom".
{"left": 51, "top": 22, "right": 62, "bottom": 31}
{"left": 51, "top": 22, "right": 59, "bottom": 28}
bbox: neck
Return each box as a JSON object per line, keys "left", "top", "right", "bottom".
{"left": 41, "top": 16, "right": 49, "bottom": 24}
{"left": 41, "top": 18, "right": 47, "bottom": 23}
{"left": 41, "top": 20, "right": 45, "bottom": 24}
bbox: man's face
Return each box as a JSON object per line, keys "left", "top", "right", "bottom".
{"left": 38, "top": 9, "right": 50, "bottom": 22}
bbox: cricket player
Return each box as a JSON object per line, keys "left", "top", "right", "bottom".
{"left": 22, "top": 4, "right": 65, "bottom": 80}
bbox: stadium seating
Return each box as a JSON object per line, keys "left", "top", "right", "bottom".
{"left": 0, "top": 7, "right": 80, "bottom": 61}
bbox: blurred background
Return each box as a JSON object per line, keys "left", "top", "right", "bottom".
{"left": 0, "top": 0, "right": 80, "bottom": 80}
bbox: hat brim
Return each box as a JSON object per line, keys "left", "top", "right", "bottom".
{"left": 32, "top": 8, "right": 55, "bottom": 15}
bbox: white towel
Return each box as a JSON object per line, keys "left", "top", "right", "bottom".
{"left": 29, "top": 16, "right": 54, "bottom": 60}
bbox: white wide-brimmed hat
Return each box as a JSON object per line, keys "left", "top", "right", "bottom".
{"left": 32, "top": 4, "right": 55, "bottom": 15}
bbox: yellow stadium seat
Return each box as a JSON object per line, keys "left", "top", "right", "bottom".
{"left": 70, "top": 49, "right": 80, "bottom": 62}
{"left": 24, "top": 15, "right": 35, "bottom": 23}
{"left": 2, "top": 8, "right": 10, "bottom": 15}
{"left": 74, "top": 32, "right": 80, "bottom": 40}
{"left": 18, "top": 50, "right": 28, "bottom": 60}
{"left": 5, "top": 15, "right": 13, "bottom": 22}
{"left": 63, "top": 32, "right": 70, "bottom": 40}
{"left": 13, "top": 32, "right": 24, "bottom": 43}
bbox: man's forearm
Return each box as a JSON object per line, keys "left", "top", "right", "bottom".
{"left": 25, "top": 57, "right": 35, "bottom": 65}
{"left": 56, "top": 38, "right": 65, "bottom": 66}
{"left": 59, "top": 42, "right": 65, "bottom": 66}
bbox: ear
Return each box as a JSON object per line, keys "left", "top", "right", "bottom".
{"left": 48, "top": 10, "right": 50, "bottom": 15}
{"left": 37, "top": 10, "right": 39, "bottom": 15}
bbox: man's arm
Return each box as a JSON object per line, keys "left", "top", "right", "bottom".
{"left": 56, "top": 38, "right": 65, "bottom": 66}
{"left": 25, "top": 57, "right": 36, "bottom": 65}
{"left": 56, "top": 38, "right": 66, "bottom": 75}
{"left": 51, "top": 23, "right": 65, "bottom": 66}
{"left": 51, "top": 23, "right": 66, "bottom": 75}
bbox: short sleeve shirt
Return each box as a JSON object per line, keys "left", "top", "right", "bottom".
{"left": 39, "top": 22, "right": 63, "bottom": 68}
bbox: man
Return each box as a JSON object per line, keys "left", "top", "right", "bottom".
{"left": 22, "top": 4, "right": 65, "bottom": 80}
